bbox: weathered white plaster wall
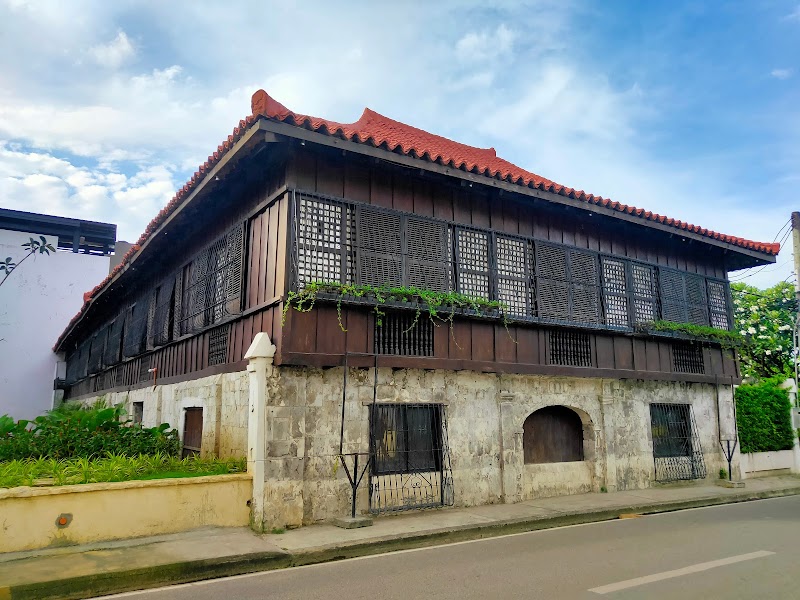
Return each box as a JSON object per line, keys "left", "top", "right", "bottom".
{"left": 78, "top": 371, "right": 249, "bottom": 458}
{"left": 0, "top": 229, "right": 109, "bottom": 420}
{"left": 741, "top": 450, "right": 795, "bottom": 477}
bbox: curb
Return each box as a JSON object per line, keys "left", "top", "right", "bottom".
{"left": 7, "top": 486, "right": 800, "bottom": 599}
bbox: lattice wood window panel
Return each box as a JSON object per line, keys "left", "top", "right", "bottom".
{"left": 65, "top": 339, "right": 90, "bottom": 385}
{"left": 375, "top": 312, "right": 434, "bottom": 356}
{"left": 122, "top": 301, "right": 149, "bottom": 359}
{"left": 297, "top": 195, "right": 352, "bottom": 287}
{"left": 601, "top": 257, "right": 629, "bottom": 327}
{"left": 707, "top": 280, "right": 731, "bottom": 330}
{"left": 356, "top": 205, "right": 403, "bottom": 288}
{"left": 152, "top": 275, "right": 177, "bottom": 347}
{"left": 179, "top": 223, "right": 245, "bottom": 335}
{"left": 208, "top": 324, "right": 231, "bottom": 366}
{"left": 455, "top": 227, "right": 491, "bottom": 300}
{"left": 407, "top": 216, "right": 450, "bottom": 292}
{"left": 672, "top": 342, "right": 705, "bottom": 374}
{"left": 631, "top": 263, "right": 658, "bottom": 323}
{"left": 496, "top": 235, "right": 533, "bottom": 316}
{"left": 548, "top": 330, "right": 593, "bottom": 367}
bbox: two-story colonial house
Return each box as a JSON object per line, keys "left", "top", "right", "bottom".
{"left": 54, "top": 90, "right": 778, "bottom": 529}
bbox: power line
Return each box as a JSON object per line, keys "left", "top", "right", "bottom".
{"left": 729, "top": 228, "right": 793, "bottom": 282}
{"left": 728, "top": 219, "right": 792, "bottom": 282}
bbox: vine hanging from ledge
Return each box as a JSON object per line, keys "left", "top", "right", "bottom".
{"left": 635, "top": 320, "right": 744, "bottom": 348}
{"left": 282, "top": 281, "right": 514, "bottom": 344}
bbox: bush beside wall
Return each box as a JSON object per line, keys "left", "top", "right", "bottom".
{"left": 735, "top": 379, "right": 796, "bottom": 454}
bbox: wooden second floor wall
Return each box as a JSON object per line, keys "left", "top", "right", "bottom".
{"left": 62, "top": 142, "right": 744, "bottom": 399}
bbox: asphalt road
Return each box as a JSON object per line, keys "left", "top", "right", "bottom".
{"left": 102, "top": 496, "right": 800, "bottom": 600}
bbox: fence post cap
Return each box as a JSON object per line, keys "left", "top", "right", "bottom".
{"left": 244, "top": 332, "right": 276, "bottom": 360}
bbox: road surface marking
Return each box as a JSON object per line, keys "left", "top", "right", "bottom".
{"left": 589, "top": 550, "right": 775, "bottom": 594}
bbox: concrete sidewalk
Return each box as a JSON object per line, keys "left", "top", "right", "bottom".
{"left": 2, "top": 475, "right": 799, "bottom": 600}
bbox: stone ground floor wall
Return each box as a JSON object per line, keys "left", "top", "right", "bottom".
{"left": 71, "top": 372, "right": 249, "bottom": 458}
{"left": 258, "top": 366, "right": 740, "bottom": 530}
{"left": 69, "top": 365, "right": 739, "bottom": 531}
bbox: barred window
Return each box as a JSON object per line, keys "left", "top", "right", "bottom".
{"left": 179, "top": 223, "right": 245, "bottom": 335}
{"left": 370, "top": 404, "right": 443, "bottom": 475}
{"left": 548, "top": 330, "right": 592, "bottom": 367}
{"left": 208, "top": 324, "right": 230, "bottom": 366}
{"left": 672, "top": 342, "right": 705, "bottom": 374}
{"left": 375, "top": 311, "right": 433, "bottom": 356}
{"left": 707, "top": 280, "right": 730, "bottom": 330}
{"left": 496, "top": 236, "right": 533, "bottom": 316}
{"left": 455, "top": 228, "right": 491, "bottom": 299}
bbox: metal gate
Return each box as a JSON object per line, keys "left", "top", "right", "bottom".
{"left": 368, "top": 403, "right": 454, "bottom": 514}
{"left": 649, "top": 403, "right": 707, "bottom": 482}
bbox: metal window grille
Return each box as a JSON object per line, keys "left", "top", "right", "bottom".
{"left": 536, "top": 244, "right": 570, "bottom": 321}
{"left": 208, "top": 324, "right": 230, "bottom": 366}
{"left": 368, "top": 403, "right": 454, "bottom": 513}
{"left": 601, "top": 257, "right": 629, "bottom": 327}
{"left": 104, "top": 316, "right": 125, "bottom": 367}
{"left": 650, "top": 403, "right": 707, "bottom": 481}
{"left": 375, "top": 312, "right": 433, "bottom": 356}
{"left": 152, "top": 275, "right": 177, "bottom": 346}
{"left": 297, "top": 194, "right": 352, "bottom": 287}
{"left": 455, "top": 227, "right": 491, "bottom": 299}
{"left": 672, "top": 342, "right": 705, "bottom": 374}
{"left": 631, "top": 263, "right": 658, "bottom": 323}
{"left": 496, "top": 235, "right": 533, "bottom": 316}
{"left": 122, "top": 301, "right": 149, "bottom": 358}
{"left": 407, "top": 216, "right": 450, "bottom": 292}
{"left": 548, "top": 330, "right": 592, "bottom": 367}
{"left": 707, "top": 280, "right": 731, "bottom": 330}
{"left": 356, "top": 204, "right": 403, "bottom": 288}
{"left": 179, "top": 223, "right": 245, "bottom": 334}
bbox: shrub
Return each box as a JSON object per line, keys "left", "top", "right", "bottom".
{"left": 735, "top": 378, "right": 796, "bottom": 454}
{"left": 0, "top": 403, "right": 180, "bottom": 461}
{"left": 0, "top": 454, "right": 247, "bottom": 488}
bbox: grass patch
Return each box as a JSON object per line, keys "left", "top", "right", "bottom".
{"left": 0, "top": 453, "right": 246, "bottom": 489}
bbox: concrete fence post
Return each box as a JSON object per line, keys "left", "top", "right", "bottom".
{"left": 781, "top": 379, "right": 800, "bottom": 475}
{"left": 244, "top": 332, "right": 276, "bottom": 533}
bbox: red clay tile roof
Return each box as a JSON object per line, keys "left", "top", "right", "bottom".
{"left": 251, "top": 89, "right": 780, "bottom": 257}
{"left": 54, "top": 89, "right": 779, "bottom": 351}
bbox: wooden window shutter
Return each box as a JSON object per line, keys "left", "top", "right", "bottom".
{"left": 659, "top": 268, "right": 688, "bottom": 323}
{"left": 406, "top": 216, "right": 450, "bottom": 292}
{"left": 356, "top": 205, "right": 403, "bottom": 288}
{"left": 536, "top": 243, "right": 570, "bottom": 321}
{"left": 122, "top": 301, "right": 149, "bottom": 358}
{"left": 103, "top": 315, "right": 125, "bottom": 367}
{"left": 152, "top": 274, "right": 177, "bottom": 347}
{"left": 569, "top": 249, "right": 601, "bottom": 324}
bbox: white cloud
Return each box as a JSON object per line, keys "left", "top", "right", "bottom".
{"left": 784, "top": 6, "right": 800, "bottom": 21}
{"left": 89, "top": 30, "right": 135, "bottom": 69}
{"left": 456, "top": 24, "right": 516, "bottom": 62}
{"left": 771, "top": 68, "right": 794, "bottom": 80}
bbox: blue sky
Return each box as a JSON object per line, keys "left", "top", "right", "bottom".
{"left": 0, "top": 0, "right": 798, "bottom": 287}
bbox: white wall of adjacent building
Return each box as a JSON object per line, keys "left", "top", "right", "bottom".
{"left": 0, "top": 229, "right": 110, "bottom": 420}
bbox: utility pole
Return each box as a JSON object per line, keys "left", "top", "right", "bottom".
{"left": 792, "top": 212, "right": 800, "bottom": 400}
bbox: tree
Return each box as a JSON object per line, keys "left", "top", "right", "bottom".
{"left": 731, "top": 281, "right": 797, "bottom": 381}
{"left": 0, "top": 236, "right": 55, "bottom": 288}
